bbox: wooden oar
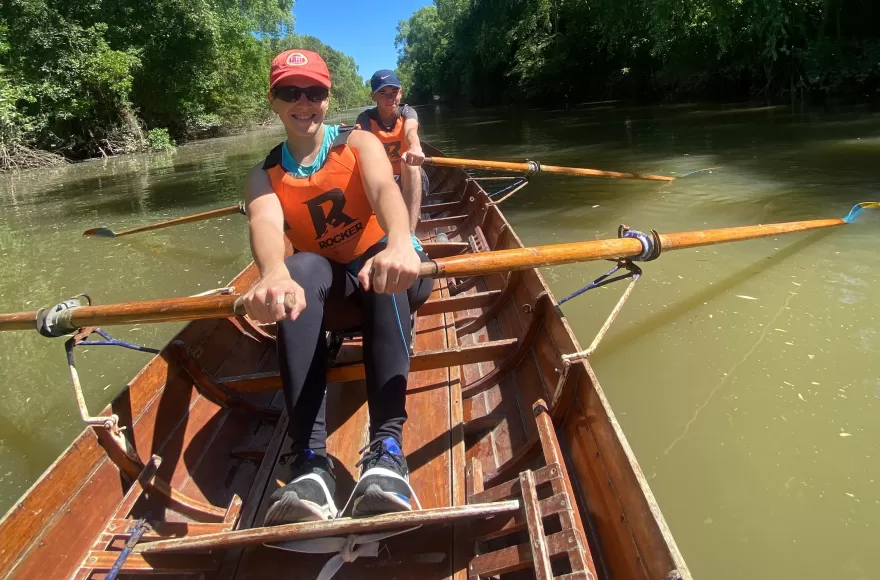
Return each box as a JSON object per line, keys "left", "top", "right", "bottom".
{"left": 423, "top": 156, "right": 675, "bottom": 182}
{"left": 0, "top": 294, "right": 295, "bottom": 333}
{"left": 3, "top": 203, "right": 875, "bottom": 333}
{"left": 422, "top": 214, "right": 857, "bottom": 278}
{"left": 83, "top": 203, "right": 246, "bottom": 238}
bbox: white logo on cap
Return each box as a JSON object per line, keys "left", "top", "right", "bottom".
{"left": 286, "top": 52, "right": 309, "bottom": 66}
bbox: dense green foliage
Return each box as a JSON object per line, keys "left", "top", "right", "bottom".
{"left": 0, "top": 0, "right": 370, "bottom": 167}
{"left": 396, "top": 0, "right": 880, "bottom": 106}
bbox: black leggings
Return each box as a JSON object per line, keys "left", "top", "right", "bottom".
{"left": 276, "top": 242, "right": 433, "bottom": 455}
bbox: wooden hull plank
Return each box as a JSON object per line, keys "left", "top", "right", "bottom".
{"left": 472, "top": 282, "right": 529, "bottom": 466}
{"left": 399, "top": 277, "right": 456, "bottom": 578}
{"left": 7, "top": 459, "right": 126, "bottom": 579}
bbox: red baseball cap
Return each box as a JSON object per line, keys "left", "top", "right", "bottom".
{"left": 270, "top": 49, "right": 331, "bottom": 89}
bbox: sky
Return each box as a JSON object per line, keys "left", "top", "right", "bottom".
{"left": 292, "top": 0, "right": 433, "bottom": 83}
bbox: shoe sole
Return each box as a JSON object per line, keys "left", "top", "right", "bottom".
{"left": 352, "top": 483, "right": 412, "bottom": 518}
{"left": 264, "top": 491, "right": 333, "bottom": 526}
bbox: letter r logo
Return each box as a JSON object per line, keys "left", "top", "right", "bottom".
{"left": 303, "top": 188, "right": 356, "bottom": 239}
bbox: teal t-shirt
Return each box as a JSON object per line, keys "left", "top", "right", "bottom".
{"left": 279, "top": 124, "right": 422, "bottom": 259}
{"left": 280, "top": 124, "right": 340, "bottom": 177}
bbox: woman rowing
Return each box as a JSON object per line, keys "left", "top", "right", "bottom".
{"left": 241, "top": 49, "right": 432, "bottom": 525}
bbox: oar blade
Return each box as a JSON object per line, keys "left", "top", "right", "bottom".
{"left": 843, "top": 201, "right": 880, "bottom": 223}
{"left": 82, "top": 227, "right": 118, "bottom": 238}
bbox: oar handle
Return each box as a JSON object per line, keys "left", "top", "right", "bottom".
{"left": 0, "top": 293, "right": 296, "bottom": 334}
{"left": 424, "top": 156, "right": 675, "bottom": 182}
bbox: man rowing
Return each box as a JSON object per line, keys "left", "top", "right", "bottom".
{"left": 355, "top": 69, "right": 428, "bottom": 232}
{"left": 241, "top": 49, "right": 432, "bottom": 524}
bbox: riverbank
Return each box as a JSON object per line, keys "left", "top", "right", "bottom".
{"left": 0, "top": 107, "right": 366, "bottom": 175}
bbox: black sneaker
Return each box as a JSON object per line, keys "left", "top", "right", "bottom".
{"left": 264, "top": 449, "right": 337, "bottom": 525}
{"left": 351, "top": 437, "right": 414, "bottom": 517}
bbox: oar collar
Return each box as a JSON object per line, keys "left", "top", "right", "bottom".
{"left": 36, "top": 296, "right": 87, "bottom": 337}
{"left": 618, "top": 225, "right": 662, "bottom": 261}
{"left": 525, "top": 160, "right": 541, "bottom": 176}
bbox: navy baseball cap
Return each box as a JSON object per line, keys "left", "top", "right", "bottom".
{"left": 370, "top": 69, "right": 401, "bottom": 92}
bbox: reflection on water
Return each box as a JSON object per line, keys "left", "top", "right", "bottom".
{"left": 1, "top": 104, "right": 879, "bottom": 578}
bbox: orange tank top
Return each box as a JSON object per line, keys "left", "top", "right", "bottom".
{"left": 362, "top": 113, "right": 405, "bottom": 175}
{"left": 263, "top": 129, "right": 386, "bottom": 264}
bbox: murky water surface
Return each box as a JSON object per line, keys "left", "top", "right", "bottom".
{"left": 1, "top": 103, "right": 879, "bottom": 578}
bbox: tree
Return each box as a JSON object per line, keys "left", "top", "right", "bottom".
{"left": 396, "top": 0, "right": 880, "bottom": 106}
{"left": 0, "top": 0, "right": 372, "bottom": 168}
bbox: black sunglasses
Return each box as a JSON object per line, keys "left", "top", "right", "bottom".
{"left": 272, "top": 85, "right": 329, "bottom": 103}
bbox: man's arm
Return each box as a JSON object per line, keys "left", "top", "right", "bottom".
{"left": 401, "top": 106, "right": 424, "bottom": 165}
{"left": 241, "top": 164, "right": 306, "bottom": 322}
{"left": 348, "top": 130, "right": 421, "bottom": 294}
{"left": 397, "top": 106, "right": 425, "bottom": 230}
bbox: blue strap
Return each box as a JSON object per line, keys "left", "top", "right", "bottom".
{"left": 76, "top": 328, "right": 159, "bottom": 354}
{"left": 489, "top": 177, "right": 528, "bottom": 199}
{"left": 106, "top": 518, "right": 150, "bottom": 580}
{"left": 558, "top": 263, "right": 638, "bottom": 305}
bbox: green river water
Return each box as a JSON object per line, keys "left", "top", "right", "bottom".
{"left": 1, "top": 103, "right": 879, "bottom": 578}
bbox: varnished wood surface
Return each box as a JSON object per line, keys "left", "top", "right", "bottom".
{"left": 82, "top": 202, "right": 245, "bottom": 238}
{"left": 0, "top": 294, "right": 246, "bottom": 331}
{"left": 416, "top": 216, "right": 849, "bottom": 280}
{"left": 424, "top": 156, "right": 675, "bottom": 182}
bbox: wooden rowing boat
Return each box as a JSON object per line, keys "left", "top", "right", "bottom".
{"left": 0, "top": 144, "right": 691, "bottom": 579}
